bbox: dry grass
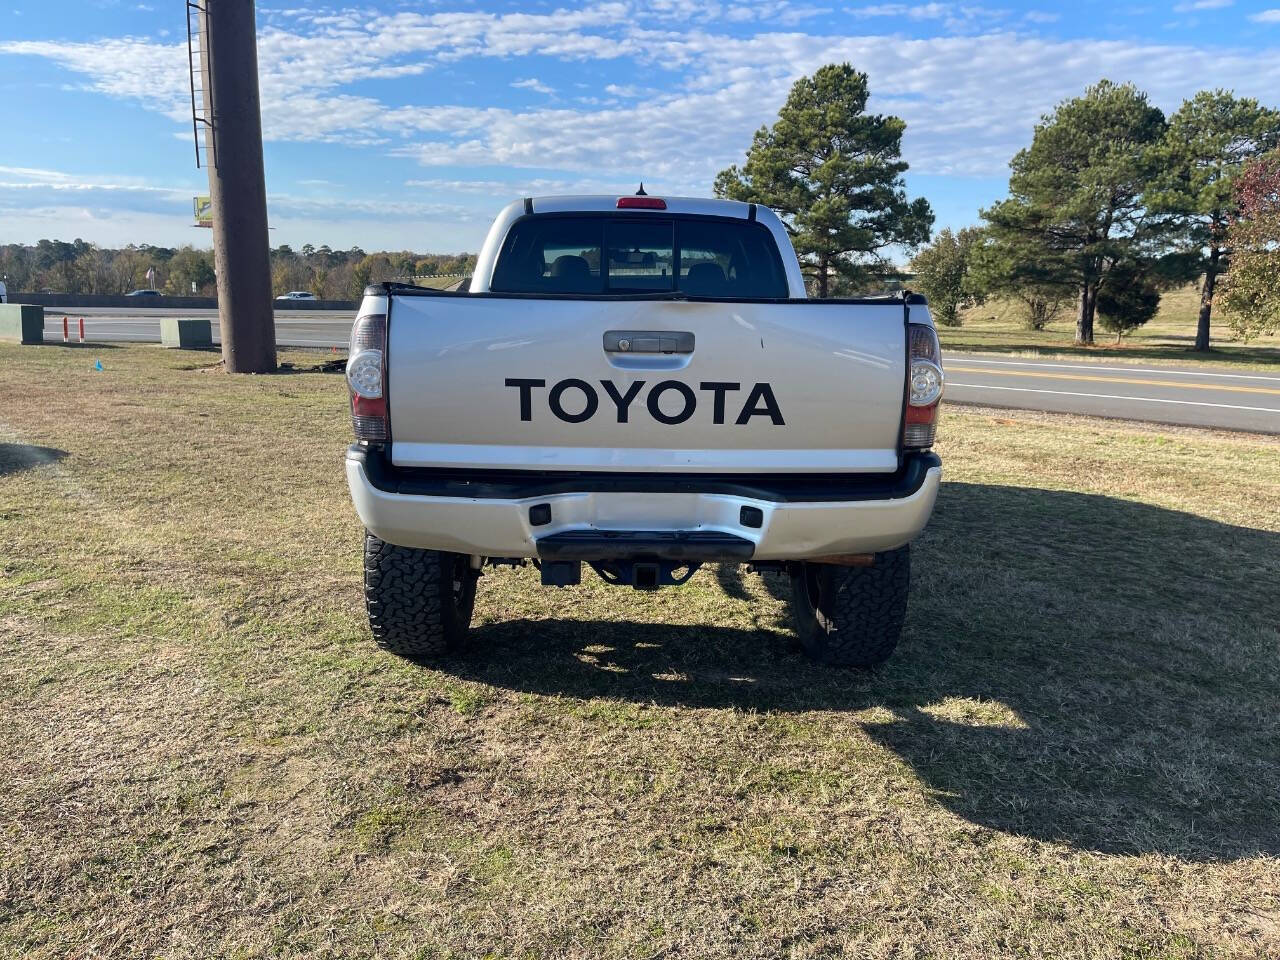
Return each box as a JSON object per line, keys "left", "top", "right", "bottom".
{"left": 413, "top": 275, "right": 466, "bottom": 290}
{"left": 946, "top": 284, "right": 1280, "bottom": 370}
{"left": 1, "top": 342, "right": 1278, "bottom": 958}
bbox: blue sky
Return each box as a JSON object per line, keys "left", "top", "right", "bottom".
{"left": 3, "top": 0, "right": 1280, "bottom": 253}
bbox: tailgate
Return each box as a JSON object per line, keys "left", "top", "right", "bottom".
{"left": 386, "top": 295, "right": 906, "bottom": 473}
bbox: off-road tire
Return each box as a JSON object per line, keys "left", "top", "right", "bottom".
{"left": 790, "top": 546, "right": 910, "bottom": 668}
{"left": 363, "top": 533, "right": 477, "bottom": 661}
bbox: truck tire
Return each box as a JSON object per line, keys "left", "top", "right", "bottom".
{"left": 363, "top": 533, "right": 477, "bottom": 661}
{"left": 789, "top": 546, "right": 910, "bottom": 668}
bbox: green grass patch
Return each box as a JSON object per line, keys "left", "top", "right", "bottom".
{"left": 944, "top": 283, "right": 1280, "bottom": 369}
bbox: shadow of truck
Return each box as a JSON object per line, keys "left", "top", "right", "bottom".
{"left": 446, "top": 481, "right": 1280, "bottom": 862}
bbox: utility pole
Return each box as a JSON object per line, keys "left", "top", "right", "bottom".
{"left": 195, "top": 0, "right": 276, "bottom": 372}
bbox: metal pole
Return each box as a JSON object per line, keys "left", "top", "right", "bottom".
{"left": 198, "top": 0, "right": 276, "bottom": 373}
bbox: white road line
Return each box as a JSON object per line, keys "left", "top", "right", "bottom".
{"left": 944, "top": 355, "right": 1280, "bottom": 383}
{"left": 947, "top": 382, "right": 1280, "bottom": 414}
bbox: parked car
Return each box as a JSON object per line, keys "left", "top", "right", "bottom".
{"left": 343, "top": 194, "right": 944, "bottom": 668}
{"left": 276, "top": 291, "right": 317, "bottom": 301}
{"left": 125, "top": 289, "right": 162, "bottom": 297}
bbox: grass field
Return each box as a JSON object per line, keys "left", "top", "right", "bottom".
{"left": 412, "top": 275, "right": 467, "bottom": 290}
{"left": 946, "top": 285, "right": 1280, "bottom": 370}
{"left": 2, "top": 342, "right": 1279, "bottom": 958}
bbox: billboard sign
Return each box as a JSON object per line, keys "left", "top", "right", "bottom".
{"left": 193, "top": 195, "right": 213, "bottom": 227}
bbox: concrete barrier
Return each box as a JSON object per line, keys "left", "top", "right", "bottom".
{"left": 0, "top": 304, "right": 44, "bottom": 344}
{"left": 160, "top": 317, "right": 214, "bottom": 349}
{"left": 11, "top": 293, "right": 358, "bottom": 311}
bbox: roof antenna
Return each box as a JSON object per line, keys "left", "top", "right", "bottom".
{"left": 635, "top": 182, "right": 647, "bottom": 196}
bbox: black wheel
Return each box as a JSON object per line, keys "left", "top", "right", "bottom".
{"left": 363, "top": 532, "right": 477, "bottom": 661}
{"left": 789, "top": 546, "right": 910, "bottom": 668}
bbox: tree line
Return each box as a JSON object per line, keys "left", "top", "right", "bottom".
{"left": 0, "top": 240, "right": 476, "bottom": 300}
{"left": 717, "top": 66, "right": 1280, "bottom": 348}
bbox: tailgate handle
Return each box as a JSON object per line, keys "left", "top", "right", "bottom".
{"left": 604, "top": 330, "right": 694, "bottom": 354}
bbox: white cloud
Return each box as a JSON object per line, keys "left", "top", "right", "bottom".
{"left": 1174, "top": 0, "right": 1231, "bottom": 9}
{"left": 0, "top": 203, "right": 207, "bottom": 247}
{"left": 850, "top": 3, "right": 948, "bottom": 18}
{"left": 0, "top": 166, "right": 201, "bottom": 245}
{"left": 0, "top": 38, "right": 190, "bottom": 122}
{"left": 0, "top": 164, "right": 191, "bottom": 199}
{"left": 0, "top": 165, "right": 489, "bottom": 249}
{"left": 845, "top": 3, "right": 1007, "bottom": 31}
{"left": 388, "top": 30, "right": 1280, "bottom": 183}
{"left": 511, "top": 77, "right": 555, "bottom": 94}
{"left": 1249, "top": 8, "right": 1280, "bottom": 22}
{"left": 268, "top": 193, "right": 477, "bottom": 220}
{"left": 406, "top": 176, "right": 624, "bottom": 195}
{"left": 6, "top": 3, "right": 1280, "bottom": 237}
{"left": 627, "top": 0, "right": 829, "bottom": 24}
{"left": 1023, "top": 10, "right": 1060, "bottom": 22}
{"left": 0, "top": 200, "right": 489, "bottom": 250}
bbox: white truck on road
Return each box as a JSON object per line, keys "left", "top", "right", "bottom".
{"left": 344, "top": 194, "right": 943, "bottom": 667}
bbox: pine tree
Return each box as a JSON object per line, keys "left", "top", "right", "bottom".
{"left": 714, "top": 63, "right": 932, "bottom": 297}
{"left": 980, "top": 81, "right": 1169, "bottom": 344}
{"left": 1148, "top": 91, "right": 1280, "bottom": 351}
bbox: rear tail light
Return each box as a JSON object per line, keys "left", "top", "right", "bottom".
{"left": 347, "top": 313, "right": 387, "bottom": 443}
{"left": 616, "top": 196, "right": 667, "bottom": 209}
{"left": 904, "top": 323, "right": 943, "bottom": 450}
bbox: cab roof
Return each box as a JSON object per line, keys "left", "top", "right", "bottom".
{"left": 527, "top": 195, "right": 756, "bottom": 218}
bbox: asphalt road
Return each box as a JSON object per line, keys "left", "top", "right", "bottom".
{"left": 40, "top": 308, "right": 1280, "bottom": 434}
{"left": 943, "top": 356, "right": 1280, "bottom": 435}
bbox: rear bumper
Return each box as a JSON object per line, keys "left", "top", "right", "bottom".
{"left": 345, "top": 446, "right": 941, "bottom": 561}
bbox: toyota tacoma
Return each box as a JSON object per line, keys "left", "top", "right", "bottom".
{"left": 344, "top": 194, "right": 943, "bottom": 667}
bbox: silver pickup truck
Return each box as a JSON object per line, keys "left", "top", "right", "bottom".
{"left": 344, "top": 194, "right": 943, "bottom": 667}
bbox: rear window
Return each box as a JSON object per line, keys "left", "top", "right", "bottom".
{"left": 490, "top": 215, "right": 788, "bottom": 298}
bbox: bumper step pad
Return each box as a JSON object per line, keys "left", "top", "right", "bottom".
{"left": 536, "top": 529, "right": 755, "bottom": 562}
